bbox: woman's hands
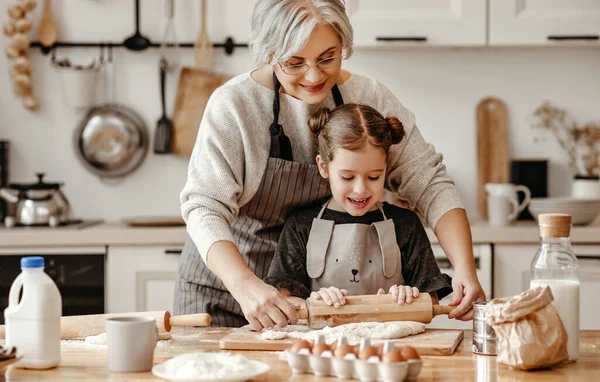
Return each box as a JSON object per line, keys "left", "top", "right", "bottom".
{"left": 229, "top": 274, "right": 299, "bottom": 331}
{"left": 448, "top": 270, "right": 486, "bottom": 320}
{"left": 310, "top": 287, "right": 348, "bottom": 308}
{"left": 377, "top": 285, "right": 419, "bottom": 304}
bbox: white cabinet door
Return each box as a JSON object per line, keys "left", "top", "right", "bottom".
{"left": 489, "top": 0, "right": 600, "bottom": 46}
{"left": 107, "top": 246, "right": 182, "bottom": 314}
{"left": 571, "top": 246, "right": 600, "bottom": 330}
{"left": 346, "top": 0, "right": 486, "bottom": 47}
{"left": 494, "top": 244, "right": 600, "bottom": 330}
{"left": 493, "top": 245, "right": 536, "bottom": 299}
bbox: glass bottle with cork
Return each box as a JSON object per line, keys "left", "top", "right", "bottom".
{"left": 530, "top": 213, "right": 580, "bottom": 362}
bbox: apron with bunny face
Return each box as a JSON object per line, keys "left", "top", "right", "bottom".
{"left": 306, "top": 200, "right": 404, "bottom": 295}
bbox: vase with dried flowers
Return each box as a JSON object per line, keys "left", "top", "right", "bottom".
{"left": 530, "top": 102, "right": 600, "bottom": 198}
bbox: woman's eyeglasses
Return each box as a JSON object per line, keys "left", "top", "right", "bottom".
{"left": 279, "top": 56, "right": 342, "bottom": 75}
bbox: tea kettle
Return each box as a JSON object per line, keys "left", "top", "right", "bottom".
{"left": 0, "top": 173, "right": 71, "bottom": 227}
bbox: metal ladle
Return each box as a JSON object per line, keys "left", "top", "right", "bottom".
{"left": 123, "top": 0, "right": 151, "bottom": 51}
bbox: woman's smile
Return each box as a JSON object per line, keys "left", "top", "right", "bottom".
{"left": 300, "top": 82, "right": 326, "bottom": 94}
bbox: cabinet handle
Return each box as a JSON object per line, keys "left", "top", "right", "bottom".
{"left": 547, "top": 35, "right": 599, "bottom": 41}
{"left": 164, "top": 249, "right": 182, "bottom": 255}
{"left": 576, "top": 255, "right": 600, "bottom": 260}
{"left": 376, "top": 36, "right": 427, "bottom": 42}
{"left": 436, "top": 257, "right": 480, "bottom": 269}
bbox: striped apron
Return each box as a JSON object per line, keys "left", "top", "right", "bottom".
{"left": 174, "top": 75, "right": 344, "bottom": 327}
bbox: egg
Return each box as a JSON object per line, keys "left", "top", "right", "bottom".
{"left": 334, "top": 344, "right": 356, "bottom": 358}
{"left": 382, "top": 349, "right": 406, "bottom": 363}
{"left": 290, "top": 340, "right": 312, "bottom": 353}
{"left": 399, "top": 345, "right": 421, "bottom": 360}
{"left": 312, "top": 342, "right": 332, "bottom": 355}
{"left": 358, "top": 346, "right": 380, "bottom": 360}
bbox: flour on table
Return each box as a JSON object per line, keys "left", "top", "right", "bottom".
{"left": 157, "top": 352, "right": 266, "bottom": 379}
{"left": 260, "top": 321, "right": 425, "bottom": 345}
{"left": 62, "top": 332, "right": 171, "bottom": 347}
{"left": 84, "top": 332, "right": 107, "bottom": 345}
{"left": 260, "top": 330, "right": 289, "bottom": 340}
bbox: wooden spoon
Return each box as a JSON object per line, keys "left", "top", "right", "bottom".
{"left": 38, "top": 0, "right": 57, "bottom": 48}
{"left": 193, "top": 0, "right": 213, "bottom": 67}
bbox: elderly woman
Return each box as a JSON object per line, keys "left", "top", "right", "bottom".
{"left": 175, "top": 0, "right": 485, "bottom": 330}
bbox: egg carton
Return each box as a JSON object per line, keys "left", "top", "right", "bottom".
{"left": 286, "top": 339, "right": 422, "bottom": 382}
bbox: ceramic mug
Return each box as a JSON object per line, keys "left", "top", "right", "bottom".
{"left": 571, "top": 176, "right": 600, "bottom": 199}
{"left": 106, "top": 316, "right": 157, "bottom": 372}
{"left": 485, "top": 183, "right": 531, "bottom": 226}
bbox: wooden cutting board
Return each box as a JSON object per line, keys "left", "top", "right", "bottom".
{"left": 477, "top": 97, "right": 509, "bottom": 219}
{"left": 171, "top": 67, "right": 230, "bottom": 158}
{"left": 219, "top": 325, "right": 464, "bottom": 356}
{"left": 121, "top": 216, "right": 185, "bottom": 227}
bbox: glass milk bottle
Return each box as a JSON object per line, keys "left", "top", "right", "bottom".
{"left": 530, "top": 213, "right": 579, "bottom": 362}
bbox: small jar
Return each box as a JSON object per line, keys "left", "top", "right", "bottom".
{"left": 472, "top": 301, "right": 496, "bottom": 355}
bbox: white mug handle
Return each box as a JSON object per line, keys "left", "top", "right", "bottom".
{"left": 514, "top": 185, "right": 531, "bottom": 215}
{"left": 507, "top": 197, "right": 520, "bottom": 221}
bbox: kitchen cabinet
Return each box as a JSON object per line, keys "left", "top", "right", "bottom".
{"left": 346, "top": 0, "right": 486, "bottom": 47}
{"left": 106, "top": 246, "right": 182, "bottom": 314}
{"left": 489, "top": 0, "right": 600, "bottom": 46}
{"left": 494, "top": 244, "right": 600, "bottom": 330}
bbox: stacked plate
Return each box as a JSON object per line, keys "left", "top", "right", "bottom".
{"left": 528, "top": 198, "right": 600, "bottom": 225}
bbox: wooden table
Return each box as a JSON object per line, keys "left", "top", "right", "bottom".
{"left": 2, "top": 329, "right": 599, "bottom": 381}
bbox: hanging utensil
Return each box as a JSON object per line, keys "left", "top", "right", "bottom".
{"left": 160, "top": 0, "right": 180, "bottom": 71}
{"left": 74, "top": 46, "right": 149, "bottom": 180}
{"left": 154, "top": 58, "right": 173, "bottom": 154}
{"left": 193, "top": 0, "right": 213, "bottom": 67}
{"left": 123, "top": 0, "right": 151, "bottom": 52}
{"left": 38, "top": 0, "right": 57, "bottom": 52}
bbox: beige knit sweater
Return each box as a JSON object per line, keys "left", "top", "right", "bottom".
{"left": 180, "top": 72, "right": 463, "bottom": 262}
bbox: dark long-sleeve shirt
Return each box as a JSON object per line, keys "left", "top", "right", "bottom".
{"left": 265, "top": 202, "right": 452, "bottom": 299}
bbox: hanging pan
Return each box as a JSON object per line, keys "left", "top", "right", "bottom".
{"left": 74, "top": 46, "right": 149, "bottom": 181}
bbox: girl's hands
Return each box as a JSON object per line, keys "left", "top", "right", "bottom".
{"left": 377, "top": 285, "right": 419, "bottom": 305}
{"left": 310, "top": 287, "right": 348, "bottom": 308}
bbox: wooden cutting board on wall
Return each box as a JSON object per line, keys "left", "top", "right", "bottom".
{"left": 477, "top": 97, "right": 509, "bottom": 219}
{"left": 171, "top": 68, "right": 230, "bottom": 158}
{"left": 219, "top": 325, "right": 464, "bottom": 355}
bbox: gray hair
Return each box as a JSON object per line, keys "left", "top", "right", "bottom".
{"left": 249, "top": 0, "right": 353, "bottom": 67}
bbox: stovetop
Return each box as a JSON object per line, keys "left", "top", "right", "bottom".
{"left": 1, "top": 219, "right": 105, "bottom": 230}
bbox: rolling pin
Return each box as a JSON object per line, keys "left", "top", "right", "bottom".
{"left": 0, "top": 311, "right": 210, "bottom": 339}
{"left": 296, "top": 293, "right": 454, "bottom": 329}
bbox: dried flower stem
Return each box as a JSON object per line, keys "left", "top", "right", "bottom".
{"left": 530, "top": 102, "right": 600, "bottom": 176}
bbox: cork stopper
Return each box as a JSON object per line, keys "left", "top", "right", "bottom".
{"left": 538, "top": 213, "right": 571, "bottom": 238}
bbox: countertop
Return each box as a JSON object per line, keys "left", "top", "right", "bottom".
{"left": 2, "top": 220, "right": 600, "bottom": 248}
{"left": 2, "top": 328, "right": 598, "bottom": 381}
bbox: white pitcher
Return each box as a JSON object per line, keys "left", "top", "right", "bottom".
{"left": 485, "top": 183, "right": 531, "bottom": 226}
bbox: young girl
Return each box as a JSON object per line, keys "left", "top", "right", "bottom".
{"left": 265, "top": 104, "right": 452, "bottom": 309}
